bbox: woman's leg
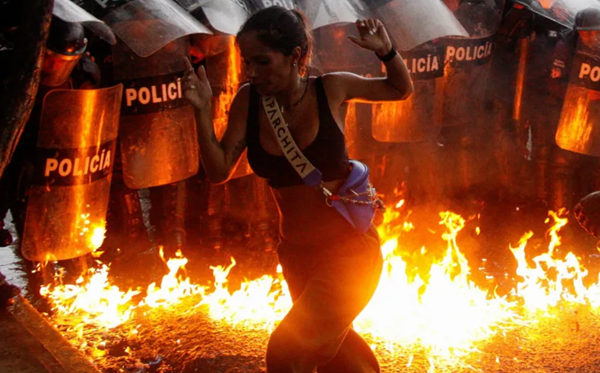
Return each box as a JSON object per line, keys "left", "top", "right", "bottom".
{"left": 267, "top": 228, "right": 383, "bottom": 373}
{"left": 317, "top": 328, "right": 380, "bottom": 373}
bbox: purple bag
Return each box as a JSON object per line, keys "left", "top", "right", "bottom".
{"left": 325, "top": 160, "right": 384, "bottom": 233}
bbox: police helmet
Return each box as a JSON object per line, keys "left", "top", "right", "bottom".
{"left": 575, "top": 7, "right": 600, "bottom": 31}
{"left": 41, "top": 16, "right": 87, "bottom": 87}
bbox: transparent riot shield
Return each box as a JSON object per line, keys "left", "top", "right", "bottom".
{"left": 53, "top": 0, "right": 116, "bottom": 44}
{"left": 104, "top": 0, "right": 212, "bottom": 57}
{"left": 312, "top": 23, "right": 381, "bottom": 75}
{"left": 298, "top": 0, "right": 370, "bottom": 29}
{"left": 556, "top": 37, "right": 600, "bottom": 156}
{"left": 439, "top": 0, "right": 503, "bottom": 127}
{"left": 206, "top": 35, "right": 253, "bottom": 179}
{"left": 113, "top": 37, "right": 200, "bottom": 189}
{"left": 21, "top": 85, "right": 123, "bottom": 262}
{"left": 374, "top": 0, "right": 468, "bottom": 51}
{"left": 177, "top": 0, "right": 250, "bottom": 35}
{"left": 439, "top": 34, "right": 496, "bottom": 127}
{"left": 372, "top": 42, "right": 444, "bottom": 143}
{"left": 246, "top": 0, "right": 298, "bottom": 12}
{"left": 514, "top": 0, "right": 599, "bottom": 29}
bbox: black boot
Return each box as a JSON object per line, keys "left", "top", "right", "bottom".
{"left": 149, "top": 181, "right": 187, "bottom": 258}
{"left": 0, "top": 272, "right": 20, "bottom": 309}
{"left": 103, "top": 188, "right": 151, "bottom": 261}
{"left": 0, "top": 221, "right": 12, "bottom": 247}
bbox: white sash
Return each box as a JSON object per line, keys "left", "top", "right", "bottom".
{"left": 261, "top": 95, "right": 322, "bottom": 186}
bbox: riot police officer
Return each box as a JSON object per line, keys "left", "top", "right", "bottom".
{"left": 0, "top": 16, "right": 91, "bottom": 245}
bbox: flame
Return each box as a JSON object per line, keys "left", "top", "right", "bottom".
{"left": 357, "top": 211, "right": 517, "bottom": 363}
{"left": 142, "top": 248, "right": 204, "bottom": 308}
{"left": 39, "top": 199, "right": 600, "bottom": 370}
{"left": 509, "top": 210, "right": 595, "bottom": 312}
{"left": 197, "top": 258, "right": 291, "bottom": 331}
{"left": 40, "top": 264, "right": 140, "bottom": 329}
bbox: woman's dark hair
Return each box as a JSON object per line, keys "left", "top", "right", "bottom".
{"left": 237, "top": 6, "right": 313, "bottom": 73}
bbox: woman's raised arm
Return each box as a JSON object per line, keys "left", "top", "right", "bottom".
{"left": 325, "top": 18, "right": 414, "bottom": 103}
{"left": 183, "top": 59, "right": 249, "bottom": 184}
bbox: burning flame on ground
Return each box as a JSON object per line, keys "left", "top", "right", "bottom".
{"left": 40, "top": 201, "right": 600, "bottom": 368}
{"left": 356, "top": 211, "right": 518, "bottom": 361}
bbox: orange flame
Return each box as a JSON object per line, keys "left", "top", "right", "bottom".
{"left": 509, "top": 210, "right": 592, "bottom": 312}
{"left": 39, "top": 201, "right": 600, "bottom": 371}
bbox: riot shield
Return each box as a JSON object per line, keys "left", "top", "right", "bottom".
{"left": 556, "top": 36, "right": 600, "bottom": 156}
{"left": 246, "top": 0, "right": 298, "bottom": 12}
{"left": 21, "top": 85, "right": 123, "bottom": 262}
{"left": 372, "top": 42, "right": 444, "bottom": 143}
{"left": 374, "top": 0, "right": 468, "bottom": 52}
{"left": 206, "top": 36, "right": 253, "bottom": 179}
{"left": 298, "top": 0, "right": 370, "bottom": 29}
{"left": 113, "top": 37, "right": 200, "bottom": 189}
{"left": 53, "top": 0, "right": 116, "bottom": 44}
{"left": 312, "top": 23, "right": 381, "bottom": 76}
{"left": 514, "top": 0, "right": 598, "bottom": 29}
{"left": 439, "top": 0, "right": 503, "bottom": 127}
{"left": 177, "top": 0, "right": 250, "bottom": 35}
{"left": 103, "top": 0, "right": 212, "bottom": 57}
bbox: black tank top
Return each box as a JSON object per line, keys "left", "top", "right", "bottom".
{"left": 246, "top": 77, "right": 350, "bottom": 188}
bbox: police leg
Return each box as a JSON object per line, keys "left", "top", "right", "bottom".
{"left": 409, "top": 139, "right": 445, "bottom": 205}
{"left": 204, "top": 183, "right": 225, "bottom": 250}
{"left": 251, "top": 175, "right": 278, "bottom": 251}
{"left": 491, "top": 96, "right": 525, "bottom": 200}
{"left": 0, "top": 271, "right": 20, "bottom": 309}
{"left": 103, "top": 148, "right": 150, "bottom": 260}
{"left": 549, "top": 147, "right": 578, "bottom": 211}
{"left": 220, "top": 177, "right": 249, "bottom": 244}
{"left": 149, "top": 180, "right": 187, "bottom": 257}
{"left": 185, "top": 173, "right": 211, "bottom": 247}
{"left": 531, "top": 116, "right": 552, "bottom": 206}
{"left": 0, "top": 172, "right": 15, "bottom": 247}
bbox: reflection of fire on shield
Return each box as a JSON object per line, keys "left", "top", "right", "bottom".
{"left": 21, "top": 85, "right": 123, "bottom": 262}
{"left": 206, "top": 36, "right": 253, "bottom": 179}
{"left": 372, "top": 43, "right": 444, "bottom": 143}
{"left": 440, "top": 1, "right": 502, "bottom": 127}
{"left": 556, "top": 26, "right": 600, "bottom": 156}
{"left": 440, "top": 34, "right": 495, "bottom": 127}
{"left": 105, "top": 0, "right": 212, "bottom": 189}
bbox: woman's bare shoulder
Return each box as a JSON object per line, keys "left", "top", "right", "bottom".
{"left": 231, "top": 82, "right": 252, "bottom": 109}
{"left": 320, "top": 72, "right": 361, "bottom": 102}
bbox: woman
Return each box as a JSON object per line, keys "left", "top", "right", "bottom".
{"left": 183, "top": 6, "right": 413, "bottom": 373}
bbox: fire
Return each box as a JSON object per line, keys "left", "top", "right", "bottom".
{"left": 39, "top": 199, "right": 600, "bottom": 370}
{"left": 40, "top": 264, "right": 140, "bottom": 329}
{"left": 197, "top": 259, "right": 291, "bottom": 330}
{"left": 509, "top": 210, "right": 597, "bottom": 312}
{"left": 142, "top": 249, "right": 204, "bottom": 308}
{"left": 357, "top": 210, "right": 518, "bottom": 362}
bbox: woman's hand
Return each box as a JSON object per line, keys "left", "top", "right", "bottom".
{"left": 347, "top": 18, "right": 393, "bottom": 57}
{"left": 182, "top": 58, "right": 212, "bottom": 111}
